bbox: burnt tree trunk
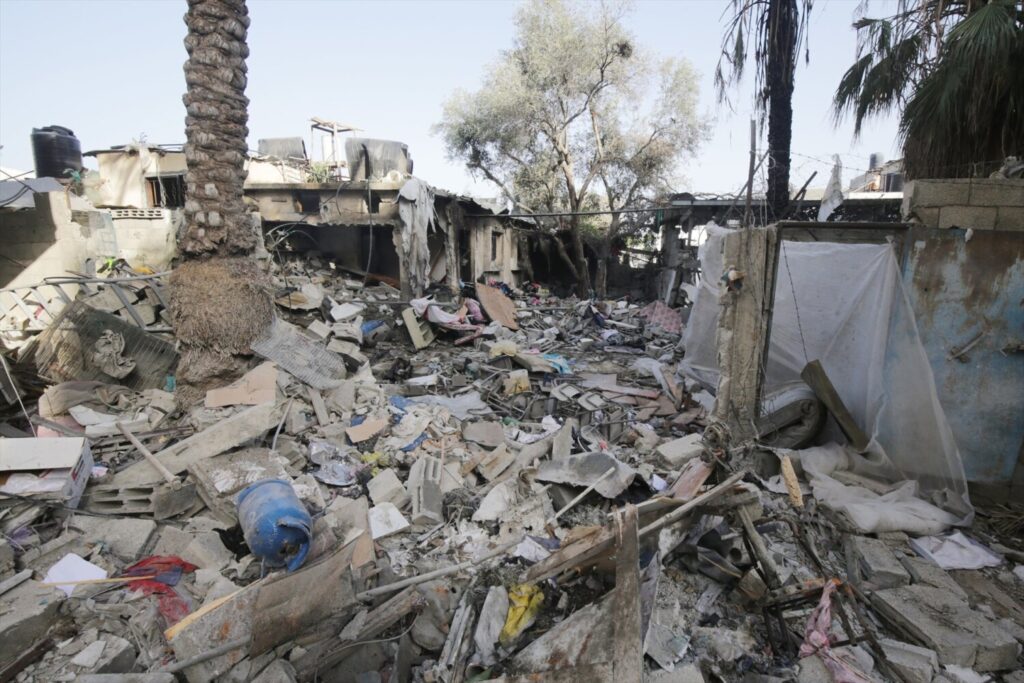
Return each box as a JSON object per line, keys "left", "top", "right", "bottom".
{"left": 766, "top": 0, "right": 797, "bottom": 220}
{"left": 170, "top": 0, "right": 272, "bottom": 404}
{"left": 569, "top": 215, "right": 592, "bottom": 298}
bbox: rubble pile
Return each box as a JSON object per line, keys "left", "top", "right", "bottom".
{"left": 1, "top": 263, "right": 1022, "bottom": 683}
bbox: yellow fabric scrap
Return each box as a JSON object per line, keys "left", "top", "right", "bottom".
{"left": 503, "top": 369, "right": 530, "bottom": 396}
{"left": 499, "top": 583, "right": 543, "bottom": 647}
{"left": 489, "top": 340, "right": 519, "bottom": 358}
{"left": 360, "top": 451, "right": 389, "bottom": 476}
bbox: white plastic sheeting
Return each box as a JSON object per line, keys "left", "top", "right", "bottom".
{"left": 682, "top": 224, "right": 971, "bottom": 528}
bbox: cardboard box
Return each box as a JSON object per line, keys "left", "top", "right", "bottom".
{"left": 0, "top": 437, "right": 94, "bottom": 508}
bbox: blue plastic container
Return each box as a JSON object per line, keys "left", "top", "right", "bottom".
{"left": 236, "top": 479, "right": 312, "bottom": 572}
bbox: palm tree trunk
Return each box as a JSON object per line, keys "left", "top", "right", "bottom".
{"left": 181, "top": 0, "right": 254, "bottom": 256}
{"left": 766, "top": 0, "right": 798, "bottom": 220}
{"left": 170, "top": 0, "right": 272, "bottom": 404}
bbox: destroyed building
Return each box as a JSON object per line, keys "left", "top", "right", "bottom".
{"left": 0, "top": 110, "right": 1023, "bottom": 683}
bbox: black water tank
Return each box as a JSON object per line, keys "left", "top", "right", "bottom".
{"left": 31, "top": 125, "right": 83, "bottom": 179}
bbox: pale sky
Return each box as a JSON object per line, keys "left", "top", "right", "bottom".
{"left": 0, "top": 0, "right": 900, "bottom": 197}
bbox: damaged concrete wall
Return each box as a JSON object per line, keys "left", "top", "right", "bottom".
{"left": 110, "top": 211, "right": 180, "bottom": 271}
{"left": 902, "top": 178, "right": 1024, "bottom": 230}
{"left": 91, "top": 149, "right": 187, "bottom": 209}
{"left": 0, "top": 193, "right": 96, "bottom": 289}
{"left": 899, "top": 179, "right": 1024, "bottom": 499}
{"left": 711, "top": 226, "right": 777, "bottom": 441}
{"left": 469, "top": 217, "right": 519, "bottom": 285}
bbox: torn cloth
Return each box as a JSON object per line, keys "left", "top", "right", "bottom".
{"left": 799, "top": 580, "right": 873, "bottom": 683}
{"left": 396, "top": 178, "right": 437, "bottom": 297}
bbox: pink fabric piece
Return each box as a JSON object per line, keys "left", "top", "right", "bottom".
{"left": 639, "top": 300, "right": 683, "bottom": 335}
{"left": 799, "top": 581, "right": 873, "bottom": 683}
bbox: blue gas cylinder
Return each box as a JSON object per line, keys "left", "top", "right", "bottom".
{"left": 236, "top": 479, "right": 312, "bottom": 572}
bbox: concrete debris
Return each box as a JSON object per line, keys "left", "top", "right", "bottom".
{"left": 0, "top": 239, "right": 1021, "bottom": 683}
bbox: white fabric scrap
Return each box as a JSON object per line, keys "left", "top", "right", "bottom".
{"left": 44, "top": 553, "right": 107, "bottom": 596}
{"left": 909, "top": 531, "right": 1003, "bottom": 570}
{"left": 817, "top": 154, "right": 844, "bottom": 222}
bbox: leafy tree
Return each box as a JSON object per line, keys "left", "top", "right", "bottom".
{"left": 834, "top": 0, "right": 1024, "bottom": 179}
{"left": 716, "top": 0, "right": 813, "bottom": 220}
{"left": 436, "top": 0, "right": 703, "bottom": 297}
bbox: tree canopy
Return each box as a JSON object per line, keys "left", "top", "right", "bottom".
{"left": 834, "top": 0, "right": 1024, "bottom": 179}
{"left": 436, "top": 0, "right": 705, "bottom": 295}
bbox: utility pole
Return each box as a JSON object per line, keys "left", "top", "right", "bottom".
{"left": 745, "top": 119, "right": 756, "bottom": 228}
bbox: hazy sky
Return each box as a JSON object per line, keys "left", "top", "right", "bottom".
{"left": 0, "top": 0, "right": 900, "bottom": 196}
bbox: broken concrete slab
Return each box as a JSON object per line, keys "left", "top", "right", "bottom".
{"left": 251, "top": 659, "right": 298, "bottom": 683}
{"left": 369, "top": 502, "right": 410, "bottom": 539}
{"left": 0, "top": 580, "right": 64, "bottom": 659}
{"left": 848, "top": 535, "right": 910, "bottom": 589}
{"left": 112, "top": 401, "right": 284, "bottom": 486}
{"left": 535, "top": 451, "right": 636, "bottom": 498}
{"left": 78, "top": 676, "right": 175, "bottom": 683}
{"left": 71, "top": 515, "right": 156, "bottom": 562}
{"left": 871, "top": 584, "right": 1020, "bottom": 671}
{"left": 476, "top": 443, "right": 516, "bottom": 481}
{"left": 646, "top": 663, "right": 705, "bottom": 682}
{"left": 189, "top": 447, "right": 291, "bottom": 525}
{"left": 879, "top": 637, "right": 940, "bottom": 683}
{"left": 367, "top": 468, "right": 408, "bottom": 508}
{"left": 655, "top": 433, "right": 703, "bottom": 468}
{"left": 951, "top": 569, "right": 1024, "bottom": 624}
{"left": 90, "top": 636, "right": 137, "bottom": 674}
{"left": 551, "top": 419, "right": 576, "bottom": 459}
{"left": 463, "top": 420, "right": 505, "bottom": 448}
{"left": 204, "top": 362, "right": 277, "bottom": 408}
{"left": 904, "top": 556, "right": 968, "bottom": 600}
{"left": 71, "top": 640, "right": 108, "bottom": 669}
{"left": 307, "top": 319, "right": 332, "bottom": 339}
{"left": 346, "top": 417, "right": 388, "bottom": 444}
{"left": 181, "top": 531, "right": 234, "bottom": 571}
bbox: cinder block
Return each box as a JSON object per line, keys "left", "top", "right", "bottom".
{"left": 907, "top": 179, "right": 972, "bottom": 209}
{"left": 968, "top": 179, "right": 1024, "bottom": 207}
{"left": 907, "top": 207, "right": 941, "bottom": 227}
{"left": 408, "top": 456, "right": 444, "bottom": 526}
{"left": 996, "top": 206, "right": 1024, "bottom": 230}
{"left": 938, "top": 205, "right": 997, "bottom": 230}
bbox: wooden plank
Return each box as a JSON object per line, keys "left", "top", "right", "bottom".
{"left": 307, "top": 387, "right": 330, "bottom": 427}
{"left": 250, "top": 545, "right": 356, "bottom": 656}
{"left": 801, "top": 359, "right": 870, "bottom": 450}
{"left": 476, "top": 283, "right": 518, "bottom": 331}
{"left": 612, "top": 505, "right": 642, "bottom": 683}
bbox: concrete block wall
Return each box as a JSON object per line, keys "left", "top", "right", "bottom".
{"left": 902, "top": 178, "right": 1024, "bottom": 230}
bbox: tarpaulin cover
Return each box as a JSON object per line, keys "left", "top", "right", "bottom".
{"left": 682, "top": 223, "right": 971, "bottom": 526}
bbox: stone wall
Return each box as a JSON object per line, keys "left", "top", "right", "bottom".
{"left": 902, "top": 178, "right": 1024, "bottom": 230}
